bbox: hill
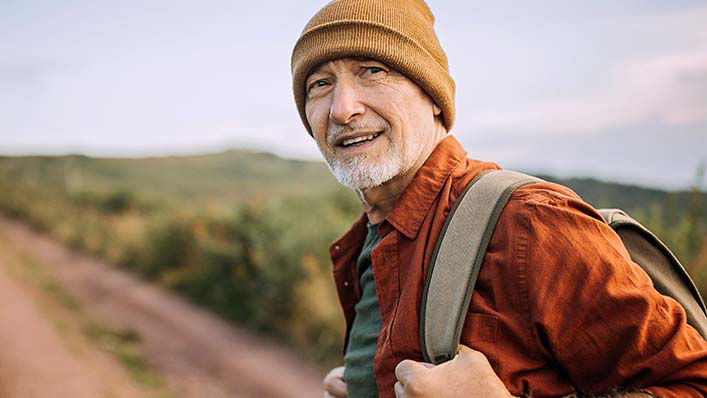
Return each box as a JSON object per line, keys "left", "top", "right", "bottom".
{"left": 2, "top": 150, "right": 703, "bottom": 215}
{"left": 0, "top": 150, "right": 341, "bottom": 211}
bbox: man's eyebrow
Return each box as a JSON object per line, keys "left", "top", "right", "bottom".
{"left": 306, "top": 70, "right": 325, "bottom": 84}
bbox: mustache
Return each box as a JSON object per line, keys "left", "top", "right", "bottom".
{"left": 326, "top": 122, "right": 388, "bottom": 146}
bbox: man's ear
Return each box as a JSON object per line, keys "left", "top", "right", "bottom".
{"left": 433, "top": 103, "right": 442, "bottom": 116}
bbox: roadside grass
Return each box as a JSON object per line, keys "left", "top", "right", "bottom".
{"left": 82, "top": 322, "right": 166, "bottom": 390}
{"left": 0, "top": 232, "right": 174, "bottom": 397}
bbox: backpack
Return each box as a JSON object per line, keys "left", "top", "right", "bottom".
{"left": 420, "top": 170, "right": 707, "bottom": 364}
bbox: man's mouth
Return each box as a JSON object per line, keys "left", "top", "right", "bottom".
{"left": 338, "top": 131, "right": 383, "bottom": 148}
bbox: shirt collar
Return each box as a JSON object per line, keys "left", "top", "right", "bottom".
{"left": 329, "top": 135, "right": 468, "bottom": 261}
{"left": 386, "top": 135, "right": 467, "bottom": 240}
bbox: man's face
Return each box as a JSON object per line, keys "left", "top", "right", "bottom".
{"left": 304, "top": 57, "right": 443, "bottom": 189}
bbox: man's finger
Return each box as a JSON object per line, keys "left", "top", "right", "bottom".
{"left": 324, "top": 377, "right": 347, "bottom": 397}
{"left": 323, "top": 366, "right": 347, "bottom": 397}
{"left": 395, "top": 359, "right": 430, "bottom": 384}
{"left": 394, "top": 380, "right": 405, "bottom": 398}
{"left": 324, "top": 390, "right": 347, "bottom": 398}
{"left": 324, "top": 365, "right": 345, "bottom": 381}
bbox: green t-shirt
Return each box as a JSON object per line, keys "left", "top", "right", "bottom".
{"left": 344, "top": 222, "right": 383, "bottom": 398}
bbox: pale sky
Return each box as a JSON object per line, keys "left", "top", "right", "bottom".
{"left": 1, "top": 0, "right": 706, "bottom": 189}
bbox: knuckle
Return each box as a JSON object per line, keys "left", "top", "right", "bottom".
{"left": 468, "top": 349, "right": 487, "bottom": 363}
{"left": 404, "top": 374, "right": 429, "bottom": 397}
{"left": 394, "top": 360, "right": 410, "bottom": 378}
{"left": 406, "top": 380, "right": 425, "bottom": 397}
{"left": 396, "top": 359, "right": 411, "bottom": 370}
{"left": 323, "top": 366, "right": 343, "bottom": 383}
{"left": 462, "top": 349, "right": 490, "bottom": 368}
{"left": 322, "top": 377, "right": 335, "bottom": 390}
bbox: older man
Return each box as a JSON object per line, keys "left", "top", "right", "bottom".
{"left": 290, "top": 1, "right": 707, "bottom": 397}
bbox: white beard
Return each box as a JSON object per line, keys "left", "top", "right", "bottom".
{"left": 325, "top": 149, "right": 404, "bottom": 189}
{"left": 319, "top": 121, "right": 428, "bottom": 190}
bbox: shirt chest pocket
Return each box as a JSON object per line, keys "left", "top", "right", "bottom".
{"left": 462, "top": 312, "right": 498, "bottom": 342}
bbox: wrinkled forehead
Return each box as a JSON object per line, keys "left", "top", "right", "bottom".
{"left": 306, "top": 56, "right": 391, "bottom": 79}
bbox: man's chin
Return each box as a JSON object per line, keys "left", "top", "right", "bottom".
{"left": 332, "top": 169, "right": 382, "bottom": 190}
{"left": 328, "top": 160, "right": 401, "bottom": 190}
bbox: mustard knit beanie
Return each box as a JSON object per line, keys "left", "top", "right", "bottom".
{"left": 291, "top": 0, "right": 455, "bottom": 136}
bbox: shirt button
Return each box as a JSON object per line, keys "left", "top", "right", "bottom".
{"left": 334, "top": 245, "right": 340, "bottom": 251}
{"left": 344, "top": 281, "right": 349, "bottom": 287}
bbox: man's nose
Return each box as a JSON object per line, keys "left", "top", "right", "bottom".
{"left": 329, "top": 80, "right": 365, "bottom": 125}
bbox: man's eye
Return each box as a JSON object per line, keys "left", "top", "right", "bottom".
{"left": 309, "top": 80, "right": 328, "bottom": 91}
{"left": 365, "top": 66, "right": 384, "bottom": 75}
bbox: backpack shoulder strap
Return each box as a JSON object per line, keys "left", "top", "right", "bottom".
{"left": 420, "top": 170, "right": 543, "bottom": 364}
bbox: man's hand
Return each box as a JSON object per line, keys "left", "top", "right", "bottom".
{"left": 323, "top": 365, "right": 347, "bottom": 398}
{"left": 394, "top": 345, "right": 515, "bottom": 398}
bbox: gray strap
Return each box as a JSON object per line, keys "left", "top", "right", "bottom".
{"left": 599, "top": 208, "right": 707, "bottom": 338}
{"left": 420, "top": 170, "right": 542, "bottom": 364}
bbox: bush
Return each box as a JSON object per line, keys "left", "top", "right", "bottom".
{"left": 100, "top": 190, "right": 138, "bottom": 214}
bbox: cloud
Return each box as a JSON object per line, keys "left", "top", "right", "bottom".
{"left": 466, "top": 8, "right": 707, "bottom": 136}
{"left": 468, "top": 47, "right": 707, "bottom": 136}
{"left": 0, "top": 63, "right": 50, "bottom": 86}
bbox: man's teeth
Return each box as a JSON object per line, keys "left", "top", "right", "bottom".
{"left": 342, "top": 132, "right": 380, "bottom": 147}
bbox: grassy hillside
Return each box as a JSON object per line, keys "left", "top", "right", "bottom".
{"left": 0, "top": 150, "right": 341, "bottom": 211}
{"left": 0, "top": 150, "right": 704, "bottom": 368}
{"left": 2, "top": 151, "right": 702, "bottom": 223}
{"left": 540, "top": 174, "right": 706, "bottom": 219}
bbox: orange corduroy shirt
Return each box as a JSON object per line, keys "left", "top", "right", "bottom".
{"left": 329, "top": 136, "right": 707, "bottom": 398}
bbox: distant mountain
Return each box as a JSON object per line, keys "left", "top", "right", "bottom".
{"left": 536, "top": 174, "right": 706, "bottom": 226}
{"left": 0, "top": 150, "right": 341, "bottom": 209}
{"left": 1, "top": 150, "right": 704, "bottom": 218}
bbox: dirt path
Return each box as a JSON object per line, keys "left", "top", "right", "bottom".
{"left": 0, "top": 242, "right": 148, "bottom": 398}
{"left": 0, "top": 215, "right": 324, "bottom": 398}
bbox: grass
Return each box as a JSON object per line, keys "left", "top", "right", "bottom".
{"left": 82, "top": 322, "right": 167, "bottom": 390}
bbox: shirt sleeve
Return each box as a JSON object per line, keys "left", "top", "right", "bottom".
{"left": 517, "top": 187, "right": 707, "bottom": 398}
